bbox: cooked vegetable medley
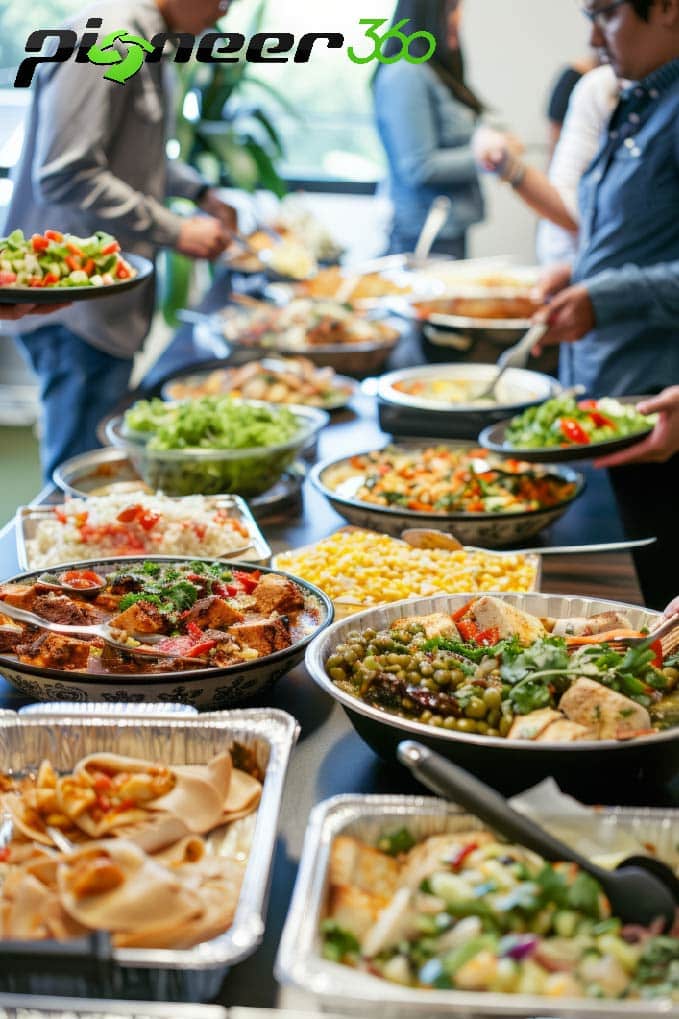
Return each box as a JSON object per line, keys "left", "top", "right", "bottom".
{"left": 325, "top": 596, "right": 679, "bottom": 741}
{"left": 323, "top": 828, "right": 679, "bottom": 999}
{"left": 325, "top": 447, "right": 577, "bottom": 515}
{"left": 0, "top": 229, "right": 134, "bottom": 288}
{"left": 505, "top": 396, "right": 654, "bottom": 449}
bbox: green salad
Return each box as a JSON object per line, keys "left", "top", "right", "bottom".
{"left": 120, "top": 396, "right": 307, "bottom": 497}
{"left": 505, "top": 396, "right": 654, "bottom": 449}
{"left": 0, "top": 229, "right": 134, "bottom": 288}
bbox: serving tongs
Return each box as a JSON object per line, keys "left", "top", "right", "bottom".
{"left": 566, "top": 611, "right": 679, "bottom": 656}
{"left": 0, "top": 600, "right": 212, "bottom": 667}
{"left": 398, "top": 741, "right": 679, "bottom": 930}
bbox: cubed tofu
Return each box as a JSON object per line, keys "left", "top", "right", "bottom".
{"left": 229, "top": 617, "right": 291, "bottom": 657}
{"left": 109, "top": 601, "right": 169, "bottom": 635}
{"left": 184, "top": 597, "right": 244, "bottom": 629}
{"left": 17, "top": 632, "right": 90, "bottom": 671}
{"left": 326, "top": 884, "right": 390, "bottom": 941}
{"left": 550, "top": 611, "right": 633, "bottom": 637}
{"left": 329, "top": 836, "right": 400, "bottom": 898}
{"left": 508, "top": 709, "right": 563, "bottom": 741}
{"left": 559, "top": 677, "right": 651, "bottom": 740}
{"left": 470, "top": 596, "right": 546, "bottom": 645}
{"left": 394, "top": 613, "right": 459, "bottom": 639}
{"left": 0, "top": 584, "right": 39, "bottom": 611}
{"left": 536, "top": 718, "right": 593, "bottom": 742}
{"left": 253, "top": 574, "right": 305, "bottom": 616}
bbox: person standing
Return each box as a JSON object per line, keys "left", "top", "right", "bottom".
{"left": 373, "top": 0, "right": 486, "bottom": 258}
{"left": 5, "top": 0, "right": 237, "bottom": 480}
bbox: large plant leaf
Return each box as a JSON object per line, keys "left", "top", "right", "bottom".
{"left": 246, "top": 141, "right": 287, "bottom": 198}
{"left": 158, "top": 250, "right": 194, "bottom": 327}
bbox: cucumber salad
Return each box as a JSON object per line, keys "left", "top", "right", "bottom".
{"left": 0, "top": 229, "right": 135, "bottom": 289}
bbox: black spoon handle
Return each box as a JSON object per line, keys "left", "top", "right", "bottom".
{"left": 397, "top": 741, "right": 609, "bottom": 881}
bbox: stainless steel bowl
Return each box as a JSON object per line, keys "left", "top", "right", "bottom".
{"left": 377, "top": 363, "right": 561, "bottom": 440}
{"left": 310, "top": 446, "right": 584, "bottom": 548}
{"left": 304, "top": 592, "right": 679, "bottom": 797}
{"left": 0, "top": 557, "right": 333, "bottom": 709}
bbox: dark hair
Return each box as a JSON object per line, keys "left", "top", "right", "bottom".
{"left": 376, "top": 0, "right": 484, "bottom": 114}
{"left": 629, "top": 0, "right": 653, "bottom": 17}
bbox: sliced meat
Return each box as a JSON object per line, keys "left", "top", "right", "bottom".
{"left": 329, "top": 836, "right": 400, "bottom": 898}
{"left": 395, "top": 613, "right": 459, "bottom": 639}
{"left": 17, "top": 632, "right": 90, "bottom": 671}
{"left": 559, "top": 677, "right": 651, "bottom": 740}
{"left": 109, "top": 601, "right": 170, "bottom": 635}
{"left": 470, "top": 596, "right": 546, "bottom": 645}
{"left": 508, "top": 708, "right": 563, "bottom": 741}
{"left": 536, "top": 718, "right": 593, "bottom": 742}
{"left": 0, "top": 584, "right": 39, "bottom": 611}
{"left": 108, "top": 574, "right": 143, "bottom": 596}
{"left": 550, "top": 611, "right": 633, "bottom": 637}
{"left": 184, "top": 597, "right": 244, "bottom": 629}
{"left": 229, "top": 617, "right": 291, "bottom": 657}
{"left": 32, "top": 594, "right": 99, "bottom": 627}
{"left": 326, "top": 884, "right": 390, "bottom": 942}
{"left": 253, "top": 574, "right": 305, "bottom": 616}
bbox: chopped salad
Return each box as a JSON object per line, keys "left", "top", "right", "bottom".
{"left": 0, "top": 229, "right": 135, "bottom": 289}
{"left": 323, "top": 828, "right": 679, "bottom": 1000}
{"left": 505, "top": 396, "right": 654, "bottom": 450}
{"left": 327, "top": 447, "right": 578, "bottom": 515}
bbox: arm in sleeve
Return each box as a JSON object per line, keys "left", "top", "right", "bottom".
{"left": 588, "top": 260, "right": 679, "bottom": 327}
{"left": 376, "top": 66, "right": 477, "bottom": 186}
{"left": 31, "top": 61, "right": 182, "bottom": 247}
{"left": 165, "top": 157, "right": 207, "bottom": 201}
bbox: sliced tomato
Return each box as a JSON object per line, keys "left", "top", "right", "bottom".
{"left": 31, "top": 234, "right": 49, "bottom": 252}
{"left": 139, "top": 511, "right": 159, "bottom": 531}
{"left": 0, "top": 271, "right": 17, "bottom": 285}
{"left": 117, "top": 504, "right": 142, "bottom": 523}
{"left": 115, "top": 260, "right": 132, "bottom": 280}
{"left": 42, "top": 272, "right": 60, "bottom": 285}
{"left": 560, "top": 418, "right": 590, "bottom": 445}
{"left": 44, "top": 230, "right": 63, "bottom": 242}
{"left": 186, "top": 621, "right": 204, "bottom": 642}
{"left": 234, "top": 569, "right": 259, "bottom": 594}
{"left": 101, "top": 241, "right": 120, "bottom": 255}
{"left": 650, "top": 639, "right": 664, "bottom": 669}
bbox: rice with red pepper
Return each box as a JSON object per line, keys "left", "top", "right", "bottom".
{"left": 25, "top": 493, "right": 251, "bottom": 568}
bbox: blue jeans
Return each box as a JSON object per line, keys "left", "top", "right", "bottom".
{"left": 16, "top": 325, "right": 132, "bottom": 483}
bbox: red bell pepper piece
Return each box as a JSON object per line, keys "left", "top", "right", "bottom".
{"left": 650, "top": 639, "right": 663, "bottom": 669}
{"left": 115, "top": 260, "right": 132, "bottom": 280}
{"left": 457, "top": 620, "right": 479, "bottom": 642}
{"left": 559, "top": 418, "right": 590, "bottom": 445}
{"left": 452, "top": 598, "right": 477, "bottom": 623}
{"left": 476, "top": 626, "right": 501, "bottom": 646}
{"left": 449, "top": 842, "right": 478, "bottom": 871}
{"left": 234, "top": 570, "right": 259, "bottom": 594}
{"left": 42, "top": 272, "right": 60, "bottom": 285}
{"left": 44, "top": 230, "right": 63, "bottom": 242}
{"left": 101, "top": 241, "right": 120, "bottom": 255}
{"left": 185, "top": 639, "right": 217, "bottom": 658}
{"left": 31, "top": 233, "right": 49, "bottom": 252}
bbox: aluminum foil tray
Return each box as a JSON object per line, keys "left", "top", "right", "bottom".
{"left": 276, "top": 794, "right": 679, "bottom": 1018}
{"left": 0, "top": 705, "right": 299, "bottom": 1001}
{"left": 15, "top": 494, "right": 272, "bottom": 572}
{"left": 0, "top": 997, "right": 224, "bottom": 1019}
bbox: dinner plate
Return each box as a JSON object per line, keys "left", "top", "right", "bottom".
{"left": 479, "top": 395, "right": 654, "bottom": 463}
{"left": 0, "top": 253, "right": 154, "bottom": 304}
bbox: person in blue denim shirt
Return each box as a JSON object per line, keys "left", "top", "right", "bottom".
{"left": 373, "top": 0, "right": 486, "bottom": 258}
{"left": 530, "top": 0, "right": 679, "bottom": 400}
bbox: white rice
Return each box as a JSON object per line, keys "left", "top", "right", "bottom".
{"left": 25, "top": 493, "right": 253, "bottom": 569}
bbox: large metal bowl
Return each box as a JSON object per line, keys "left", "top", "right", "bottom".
{"left": 377, "top": 363, "right": 561, "bottom": 440}
{"left": 0, "top": 557, "right": 333, "bottom": 709}
{"left": 305, "top": 592, "right": 679, "bottom": 798}
{"left": 310, "top": 446, "right": 584, "bottom": 548}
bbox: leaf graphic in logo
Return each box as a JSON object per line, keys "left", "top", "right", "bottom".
{"left": 87, "top": 29, "right": 155, "bottom": 84}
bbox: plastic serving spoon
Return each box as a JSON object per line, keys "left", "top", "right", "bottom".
{"left": 397, "top": 740, "right": 679, "bottom": 931}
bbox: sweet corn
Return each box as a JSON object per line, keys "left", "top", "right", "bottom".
{"left": 275, "top": 530, "right": 537, "bottom": 614}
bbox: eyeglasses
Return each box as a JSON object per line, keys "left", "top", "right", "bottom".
{"left": 580, "top": 0, "right": 628, "bottom": 28}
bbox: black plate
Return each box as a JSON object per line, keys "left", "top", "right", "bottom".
{"left": 479, "top": 396, "right": 654, "bottom": 463}
{"left": 0, "top": 253, "right": 154, "bottom": 305}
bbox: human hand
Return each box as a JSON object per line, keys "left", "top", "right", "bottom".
{"left": 198, "top": 189, "right": 238, "bottom": 236}
{"left": 664, "top": 595, "right": 679, "bottom": 618}
{"left": 595, "top": 387, "right": 679, "bottom": 468}
{"left": 532, "top": 263, "right": 573, "bottom": 302}
{"left": 472, "top": 126, "right": 511, "bottom": 172}
{"left": 530, "top": 284, "right": 595, "bottom": 354}
{"left": 0, "top": 302, "right": 69, "bottom": 321}
{"left": 175, "top": 216, "right": 230, "bottom": 259}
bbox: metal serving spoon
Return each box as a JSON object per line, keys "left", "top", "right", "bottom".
{"left": 398, "top": 741, "right": 679, "bottom": 930}
{"left": 0, "top": 600, "right": 211, "bottom": 666}
{"left": 36, "top": 571, "right": 107, "bottom": 599}
{"left": 400, "top": 528, "right": 657, "bottom": 556}
{"left": 473, "top": 322, "right": 549, "bottom": 401}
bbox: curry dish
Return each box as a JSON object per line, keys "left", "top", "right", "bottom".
{"left": 0, "top": 559, "right": 323, "bottom": 675}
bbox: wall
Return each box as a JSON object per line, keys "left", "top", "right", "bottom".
{"left": 463, "top": 0, "right": 589, "bottom": 261}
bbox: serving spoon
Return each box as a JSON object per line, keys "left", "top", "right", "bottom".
{"left": 397, "top": 741, "right": 679, "bottom": 930}
{"left": 0, "top": 600, "right": 212, "bottom": 666}
{"left": 400, "top": 528, "right": 657, "bottom": 556}
{"left": 472, "top": 322, "right": 549, "bottom": 401}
